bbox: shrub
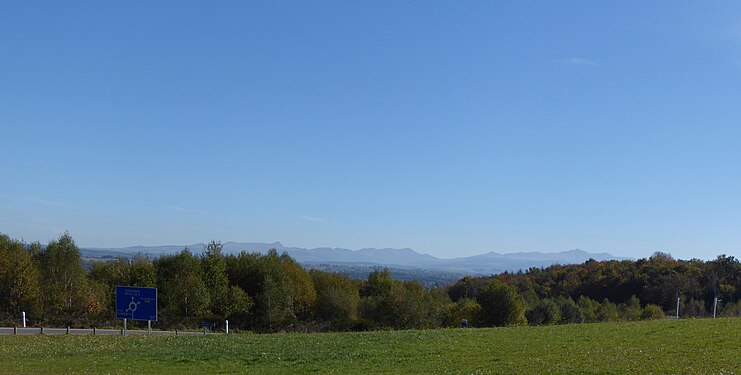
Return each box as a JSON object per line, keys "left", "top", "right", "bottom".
{"left": 641, "top": 304, "right": 665, "bottom": 320}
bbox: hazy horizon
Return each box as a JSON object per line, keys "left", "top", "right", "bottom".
{"left": 2, "top": 1, "right": 740, "bottom": 261}
{"left": 15, "top": 236, "right": 727, "bottom": 262}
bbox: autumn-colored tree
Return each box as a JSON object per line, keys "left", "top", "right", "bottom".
{"left": 0, "top": 234, "right": 42, "bottom": 322}
{"left": 641, "top": 304, "right": 665, "bottom": 320}
{"left": 281, "top": 255, "right": 317, "bottom": 321}
{"left": 447, "top": 298, "right": 482, "bottom": 328}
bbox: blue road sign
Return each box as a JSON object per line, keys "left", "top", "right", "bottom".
{"left": 116, "top": 286, "right": 157, "bottom": 321}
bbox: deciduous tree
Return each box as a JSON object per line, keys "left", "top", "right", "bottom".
{"left": 476, "top": 280, "right": 526, "bottom": 327}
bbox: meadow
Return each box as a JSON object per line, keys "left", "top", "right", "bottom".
{"left": 0, "top": 318, "right": 738, "bottom": 374}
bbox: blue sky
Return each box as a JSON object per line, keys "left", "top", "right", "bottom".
{"left": 1, "top": 1, "right": 740, "bottom": 260}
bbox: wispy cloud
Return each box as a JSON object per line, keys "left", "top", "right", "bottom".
{"left": 169, "top": 205, "right": 205, "bottom": 213}
{"left": 552, "top": 57, "right": 599, "bottom": 66}
{"left": 276, "top": 209, "right": 328, "bottom": 223}
{"left": 299, "top": 215, "right": 326, "bottom": 222}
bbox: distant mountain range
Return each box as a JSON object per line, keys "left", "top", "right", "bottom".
{"left": 81, "top": 242, "right": 630, "bottom": 275}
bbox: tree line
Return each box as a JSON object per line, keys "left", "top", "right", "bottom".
{"left": 1, "top": 233, "right": 739, "bottom": 331}
{"left": 450, "top": 251, "right": 741, "bottom": 325}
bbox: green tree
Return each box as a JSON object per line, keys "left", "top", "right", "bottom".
{"left": 447, "top": 276, "right": 487, "bottom": 301}
{"left": 596, "top": 298, "right": 619, "bottom": 322}
{"left": 225, "top": 251, "right": 261, "bottom": 297}
{"left": 222, "top": 285, "right": 254, "bottom": 321}
{"left": 201, "top": 241, "right": 229, "bottom": 317}
{"left": 361, "top": 268, "right": 394, "bottom": 298}
{"left": 556, "top": 296, "right": 584, "bottom": 324}
{"left": 619, "top": 295, "right": 642, "bottom": 321}
{"left": 311, "top": 270, "right": 360, "bottom": 329}
{"left": 225, "top": 249, "right": 297, "bottom": 329}
{"left": 261, "top": 273, "right": 295, "bottom": 329}
{"left": 703, "top": 255, "right": 740, "bottom": 305}
{"left": 359, "top": 268, "right": 397, "bottom": 328}
{"left": 422, "top": 287, "right": 453, "bottom": 329}
{"left": 358, "top": 268, "right": 428, "bottom": 329}
{"left": 38, "top": 232, "right": 90, "bottom": 324}
{"left": 258, "top": 250, "right": 295, "bottom": 329}
{"left": 476, "top": 280, "right": 526, "bottom": 327}
{"left": 156, "top": 249, "right": 210, "bottom": 321}
{"left": 526, "top": 299, "right": 560, "bottom": 325}
{"left": 128, "top": 254, "right": 156, "bottom": 287}
{"left": 87, "top": 259, "right": 127, "bottom": 321}
{"left": 576, "top": 295, "right": 599, "bottom": 323}
{"left": 392, "top": 281, "right": 426, "bottom": 329}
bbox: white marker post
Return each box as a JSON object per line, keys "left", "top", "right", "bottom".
{"left": 676, "top": 296, "right": 680, "bottom": 319}
{"left": 713, "top": 297, "right": 720, "bottom": 318}
{"left": 148, "top": 320, "right": 151, "bottom": 335}
{"left": 22, "top": 311, "right": 26, "bottom": 328}
{"left": 123, "top": 318, "right": 127, "bottom": 335}
{"left": 226, "top": 320, "right": 229, "bottom": 334}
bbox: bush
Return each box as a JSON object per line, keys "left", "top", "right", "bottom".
{"left": 597, "top": 299, "right": 619, "bottom": 322}
{"left": 577, "top": 296, "right": 599, "bottom": 323}
{"left": 619, "top": 295, "right": 642, "bottom": 321}
{"left": 556, "top": 297, "right": 584, "bottom": 324}
{"left": 641, "top": 304, "right": 665, "bottom": 320}
{"left": 526, "top": 299, "right": 560, "bottom": 325}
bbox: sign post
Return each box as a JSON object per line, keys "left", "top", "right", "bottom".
{"left": 116, "top": 286, "right": 158, "bottom": 334}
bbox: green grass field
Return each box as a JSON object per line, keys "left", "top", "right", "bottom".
{"left": 0, "top": 318, "right": 738, "bottom": 374}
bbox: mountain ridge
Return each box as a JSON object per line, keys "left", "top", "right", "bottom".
{"left": 81, "top": 242, "right": 631, "bottom": 275}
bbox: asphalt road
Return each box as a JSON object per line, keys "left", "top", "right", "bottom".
{"left": 0, "top": 327, "right": 211, "bottom": 336}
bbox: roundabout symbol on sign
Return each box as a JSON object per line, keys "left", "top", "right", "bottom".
{"left": 126, "top": 297, "right": 141, "bottom": 314}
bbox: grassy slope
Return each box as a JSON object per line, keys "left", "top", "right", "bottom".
{"left": 0, "top": 318, "right": 738, "bottom": 374}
